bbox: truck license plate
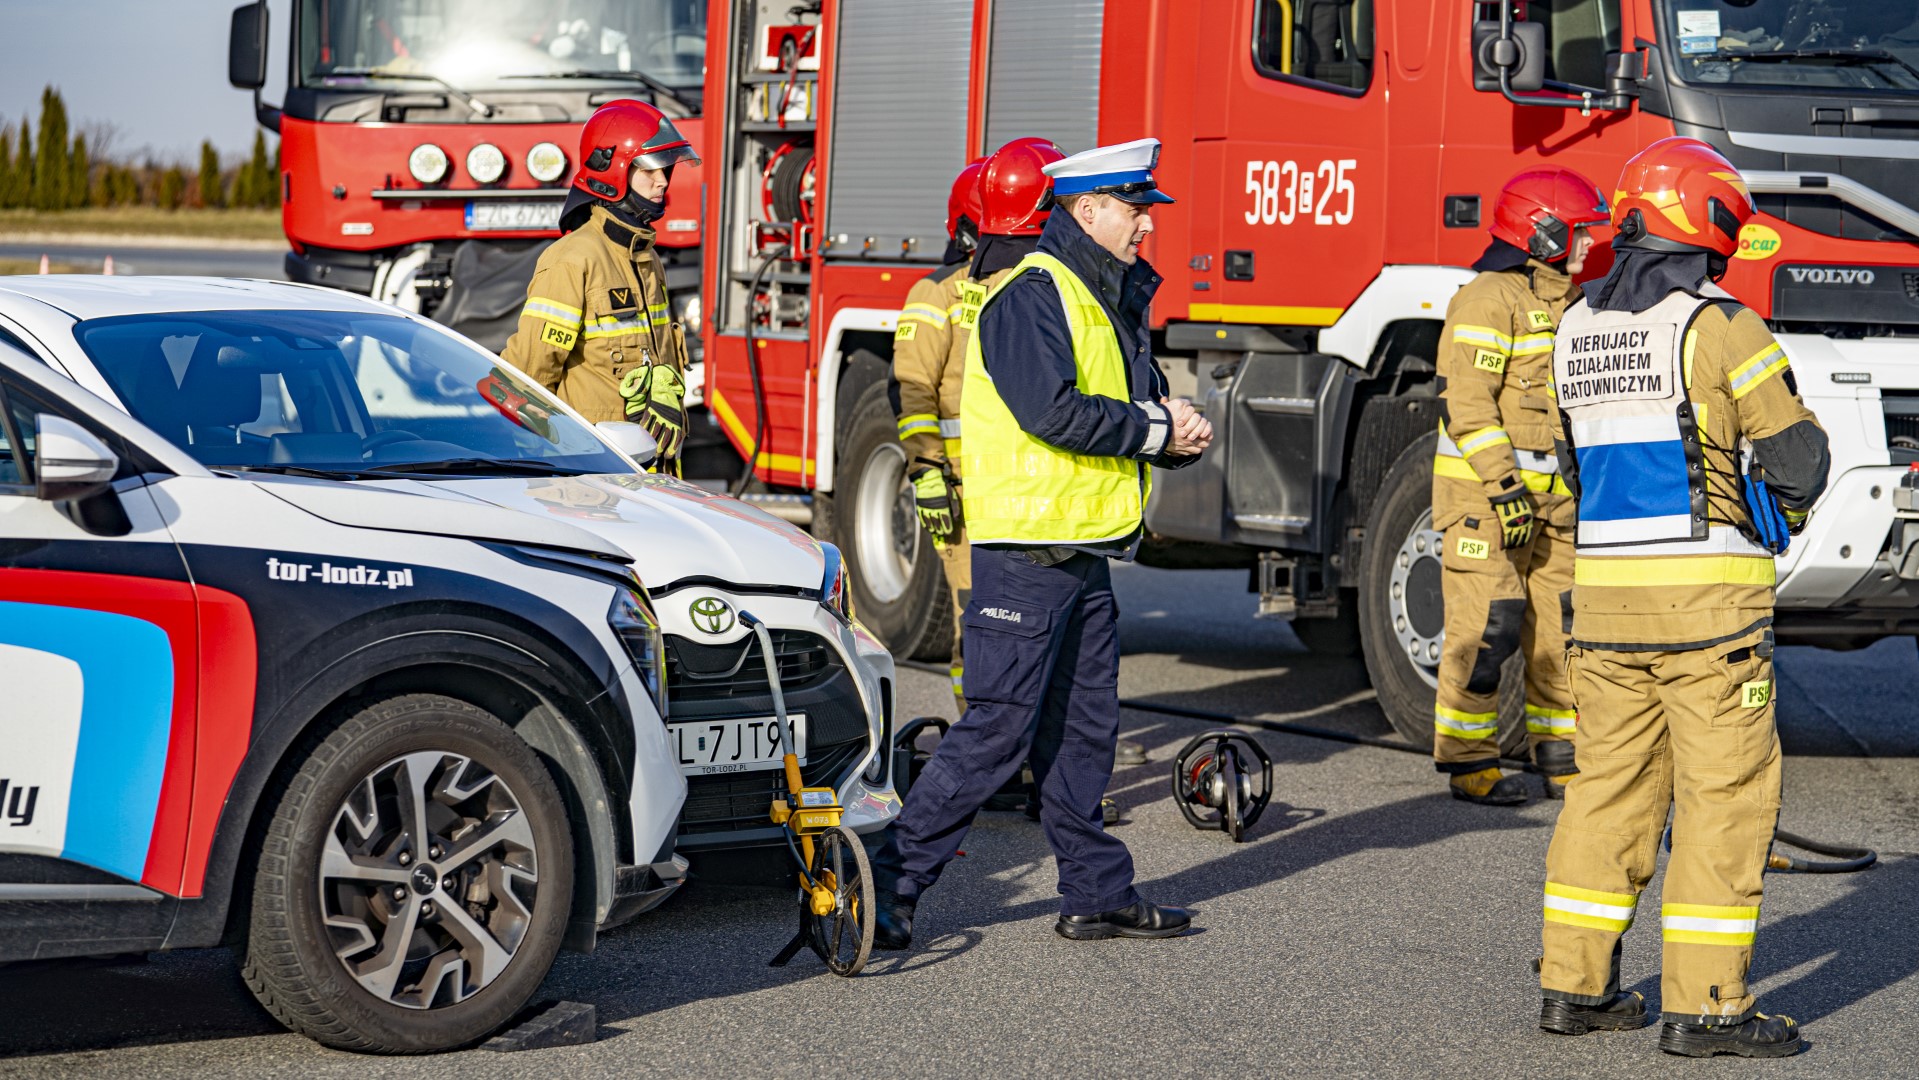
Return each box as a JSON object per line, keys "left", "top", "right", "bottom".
{"left": 672, "top": 714, "right": 807, "bottom": 776}
{"left": 465, "top": 200, "right": 561, "bottom": 231}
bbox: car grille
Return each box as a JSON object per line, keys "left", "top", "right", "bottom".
{"left": 665, "top": 629, "right": 837, "bottom": 703}
{"left": 680, "top": 741, "right": 867, "bottom": 834}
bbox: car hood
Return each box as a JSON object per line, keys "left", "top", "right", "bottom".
{"left": 367, "top": 473, "right": 829, "bottom": 593}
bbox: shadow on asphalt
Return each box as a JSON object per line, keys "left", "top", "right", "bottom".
{"left": 0, "top": 949, "right": 280, "bottom": 1057}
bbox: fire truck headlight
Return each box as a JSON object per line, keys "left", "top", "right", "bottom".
{"left": 673, "top": 291, "right": 701, "bottom": 334}
{"left": 408, "top": 143, "right": 450, "bottom": 185}
{"left": 466, "top": 143, "right": 507, "bottom": 185}
{"left": 526, "top": 142, "right": 568, "bottom": 184}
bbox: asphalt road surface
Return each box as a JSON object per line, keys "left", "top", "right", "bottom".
{"left": 0, "top": 243, "right": 283, "bottom": 279}
{"left": 2, "top": 565, "right": 1913, "bottom": 1077}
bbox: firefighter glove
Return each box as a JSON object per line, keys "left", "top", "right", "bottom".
{"left": 1489, "top": 487, "right": 1536, "bottom": 549}
{"left": 911, "top": 466, "right": 956, "bottom": 541}
{"left": 620, "top": 363, "right": 686, "bottom": 461}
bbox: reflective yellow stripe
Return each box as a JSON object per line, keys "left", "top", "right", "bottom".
{"left": 1574, "top": 555, "right": 1777, "bottom": 588}
{"left": 902, "top": 302, "right": 949, "bottom": 326}
{"left": 708, "top": 386, "right": 813, "bottom": 476}
{"left": 1458, "top": 426, "right": 1512, "bottom": 456}
{"left": 1434, "top": 455, "right": 1480, "bottom": 481}
{"left": 1187, "top": 302, "right": 1343, "bottom": 327}
{"left": 522, "top": 298, "right": 584, "bottom": 329}
{"left": 1435, "top": 706, "right": 1498, "bottom": 739}
{"left": 1512, "top": 331, "right": 1555, "bottom": 355}
{"left": 1544, "top": 882, "right": 1638, "bottom": 933}
{"left": 1521, "top": 470, "right": 1574, "bottom": 496}
{"left": 1525, "top": 704, "right": 1578, "bottom": 735}
{"left": 1728, "top": 343, "right": 1789, "bottom": 399}
{"left": 1452, "top": 325, "right": 1512, "bottom": 352}
{"left": 1683, "top": 327, "right": 1700, "bottom": 390}
{"left": 897, "top": 413, "right": 941, "bottom": 440}
{"left": 1662, "top": 903, "right": 1759, "bottom": 946}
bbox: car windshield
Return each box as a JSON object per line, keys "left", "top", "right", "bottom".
{"left": 1662, "top": 1, "right": 1919, "bottom": 90}
{"left": 73, "top": 309, "right": 630, "bottom": 477}
{"left": 298, "top": 0, "right": 705, "bottom": 91}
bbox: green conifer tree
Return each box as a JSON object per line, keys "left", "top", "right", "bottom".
{"left": 32, "top": 86, "right": 69, "bottom": 210}
{"left": 68, "top": 133, "right": 88, "bottom": 208}
{"left": 6, "top": 118, "right": 31, "bottom": 210}
{"left": 197, "top": 141, "right": 223, "bottom": 209}
{"left": 246, "top": 130, "right": 272, "bottom": 209}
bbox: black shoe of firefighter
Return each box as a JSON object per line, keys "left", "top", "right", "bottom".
{"left": 873, "top": 890, "right": 916, "bottom": 951}
{"left": 1540, "top": 992, "right": 1649, "bottom": 1035}
{"left": 1055, "top": 899, "right": 1192, "bottom": 941}
{"left": 1534, "top": 741, "right": 1579, "bottom": 800}
{"left": 1450, "top": 767, "right": 1529, "bottom": 806}
{"left": 1660, "top": 1014, "right": 1805, "bottom": 1058}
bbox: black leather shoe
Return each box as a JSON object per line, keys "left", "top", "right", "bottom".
{"left": 1660, "top": 1014, "right": 1804, "bottom": 1058}
{"left": 1055, "top": 900, "right": 1191, "bottom": 940}
{"left": 1540, "top": 992, "right": 1649, "bottom": 1035}
{"left": 1534, "top": 742, "right": 1578, "bottom": 800}
{"left": 873, "top": 890, "right": 915, "bottom": 951}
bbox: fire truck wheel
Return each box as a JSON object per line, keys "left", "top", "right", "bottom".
{"left": 1357, "top": 431, "right": 1524, "bottom": 756}
{"left": 819, "top": 372, "right": 953, "bottom": 661}
{"left": 238, "top": 694, "right": 573, "bottom": 1053}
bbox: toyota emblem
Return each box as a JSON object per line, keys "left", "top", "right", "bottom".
{"left": 689, "top": 596, "right": 736, "bottom": 634}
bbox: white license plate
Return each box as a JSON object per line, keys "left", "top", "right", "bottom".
{"left": 672, "top": 714, "right": 806, "bottom": 776}
{"left": 465, "top": 200, "right": 561, "bottom": 231}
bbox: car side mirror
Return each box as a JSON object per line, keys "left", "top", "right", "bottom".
{"left": 1472, "top": 19, "right": 1546, "bottom": 94}
{"left": 597, "top": 421, "right": 659, "bottom": 466}
{"left": 229, "top": 3, "right": 269, "bottom": 90}
{"left": 35, "top": 414, "right": 119, "bottom": 502}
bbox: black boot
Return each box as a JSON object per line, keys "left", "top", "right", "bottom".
{"left": 1449, "top": 766, "right": 1529, "bottom": 806}
{"left": 1540, "top": 992, "right": 1648, "bottom": 1035}
{"left": 1660, "top": 1014, "right": 1804, "bottom": 1058}
{"left": 1534, "top": 740, "right": 1578, "bottom": 800}
{"left": 1055, "top": 899, "right": 1191, "bottom": 940}
{"left": 873, "top": 890, "right": 916, "bottom": 951}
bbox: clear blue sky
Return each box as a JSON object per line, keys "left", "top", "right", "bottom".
{"left": 0, "top": 0, "right": 270, "bottom": 163}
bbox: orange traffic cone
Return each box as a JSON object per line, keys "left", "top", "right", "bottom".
{"left": 103, "top": 255, "right": 114, "bottom": 276}
{"left": 38, "top": 254, "right": 50, "bottom": 274}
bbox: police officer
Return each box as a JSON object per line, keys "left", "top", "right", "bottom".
{"left": 892, "top": 155, "right": 986, "bottom": 707}
{"left": 1432, "top": 167, "right": 1610, "bottom": 805}
{"left": 871, "top": 138, "right": 1211, "bottom": 950}
{"left": 1537, "top": 138, "right": 1828, "bottom": 1058}
{"left": 502, "top": 99, "right": 699, "bottom": 466}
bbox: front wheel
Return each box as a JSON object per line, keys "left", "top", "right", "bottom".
{"left": 1356, "top": 434, "right": 1525, "bottom": 757}
{"left": 240, "top": 694, "right": 574, "bottom": 1053}
{"left": 822, "top": 373, "right": 952, "bottom": 660}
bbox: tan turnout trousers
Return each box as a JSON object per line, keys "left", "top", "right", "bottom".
{"left": 1542, "top": 625, "right": 1781, "bottom": 1024}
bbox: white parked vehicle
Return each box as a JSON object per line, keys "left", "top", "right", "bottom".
{"left": 0, "top": 275, "right": 901, "bottom": 867}
{"left": 0, "top": 326, "right": 684, "bottom": 1052}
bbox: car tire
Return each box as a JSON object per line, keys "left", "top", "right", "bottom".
{"left": 1357, "top": 433, "right": 1525, "bottom": 757}
{"left": 1290, "top": 590, "right": 1362, "bottom": 657}
{"left": 821, "top": 364, "right": 952, "bottom": 661}
{"left": 239, "top": 694, "right": 574, "bottom": 1054}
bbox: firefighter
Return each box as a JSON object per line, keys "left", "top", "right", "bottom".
{"left": 1537, "top": 137, "right": 1828, "bottom": 1059}
{"left": 1431, "top": 167, "right": 1611, "bottom": 805}
{"left": 501, "top": 99, "right": 699, "bottom": 467}
{"left": 891, "top": 156, "right": 985, "bottom": 708}
{"left": 870, "top": 138, "right": 1211, "bottom": 950}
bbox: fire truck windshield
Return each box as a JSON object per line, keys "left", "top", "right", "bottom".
{"left": 1662, "top": 1, "right": 1919, "bottom": 91}
{"left": 298, "top": 0, "right": 704, "bottom": 93}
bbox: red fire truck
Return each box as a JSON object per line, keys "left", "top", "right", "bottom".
{"left": 703, "top": 0, "right": 1919, "bottom": 748}
{"left": 226, "top": 0, "right": 707, "bottom": 356}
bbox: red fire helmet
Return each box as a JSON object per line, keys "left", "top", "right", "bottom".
{"left": 573, "top": 99, "right": 700, "bottom": 202}
{"left": 1489, "top": 166, "right": 1610, "bottom": 262}
{"left": 947, "top": 157, "right": 986, "bottom": 241}
{"left": 1610, "top": 137, "right": 1755, "bottom": 259}
{"left": 974, "top": 137, "right": 1066, "bottom": 237}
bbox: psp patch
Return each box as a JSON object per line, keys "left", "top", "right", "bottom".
{"left": 895, "top": 323, "right": 917, "bottom": 341}
{"left": 1741, "top": 680, "right": 1772, "bottom": 709}
{"left": 1456, "top": 537, "right": 1491, "bottom": 560}
{"left": 542, "top": 322, "right": 579, "bottom": 349}
{"left": 1474, "top": 349, "right": 1507, "bottom": 374}
{"left": 1527, "top": 310, "right": 1554, "bottom": 329}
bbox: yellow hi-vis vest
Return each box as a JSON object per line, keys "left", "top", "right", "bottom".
{"left": 960, "top": 252, "right": 1149, "bottom": 545}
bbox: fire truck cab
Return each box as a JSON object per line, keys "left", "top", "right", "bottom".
{"left": 702, "top": 0, "right": 1919, "bottom": 747}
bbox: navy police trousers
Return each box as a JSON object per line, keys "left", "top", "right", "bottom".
{"left": 872, "top": 546, "right": 1139, "bottom": 917}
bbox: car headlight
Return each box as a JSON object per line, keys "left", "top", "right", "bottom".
{"left": 408, "top": 143, "right": 449, "bottom": 184}
{"left": 526, "top": 141, "right": 567, "bottom": 183}
{"left": 820, "top": 542, "right": 854, "bottom": 625}
{"left": 608, "top": 585, "right": 668, "bottom": 719}
{"left": 672, "top": 291, "right": 702, "bottom": 335}
{"left": 466, "top": 143, "right": 507, "bottom": 185}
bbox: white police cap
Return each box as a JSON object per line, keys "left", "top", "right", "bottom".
{"left": 1042, "top": 137, "right": 1174, "bottom": 205}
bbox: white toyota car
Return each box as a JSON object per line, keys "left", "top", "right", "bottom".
{"left": 0, "top": 276, "right": 902, "bottom": 869}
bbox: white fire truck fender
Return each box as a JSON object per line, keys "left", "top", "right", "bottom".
{"left": 1316, "top": 264, "right": 1476, "bottom": 371}
{"left": 812, "top": 306, "right": 903, "bottom": 493}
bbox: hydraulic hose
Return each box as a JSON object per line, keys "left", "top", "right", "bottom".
{"left": 734, "top": 243, "right": 791, "bottom": 495}
{"left": 1769, "top": 830, "right": 1878, "bottom": 874}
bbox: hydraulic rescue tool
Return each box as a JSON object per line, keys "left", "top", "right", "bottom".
{"left": 1172, "top": 731, "right": 1273, "bottom": 842}
{"left": 742, "top": 612, "right": 876, "bottom": 975}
